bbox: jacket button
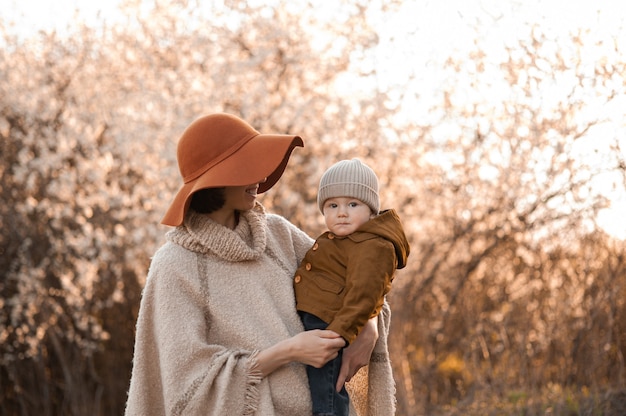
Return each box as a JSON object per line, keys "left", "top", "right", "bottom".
{"left": 294, "top": 275, "right": 301, "bottom": 283}
{"left": 305, "top": 263, "right": 312, "bottom": 271}
{"left": 313, "top": 243, "right": 319, "bottom": 250}
{"left": 328, "top": 233, "right": 335, "bottom": 240}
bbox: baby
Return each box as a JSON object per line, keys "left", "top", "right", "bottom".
{"left": 294, "top": 158, "right": 410, "bottom": 416}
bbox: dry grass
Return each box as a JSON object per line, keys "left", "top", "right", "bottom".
{"left": 414, "top": 386, "right": 626, "bottom": 416}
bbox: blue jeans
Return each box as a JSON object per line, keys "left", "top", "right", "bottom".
{"left": 299, "top": 312, "right": 349, "bottom": 416}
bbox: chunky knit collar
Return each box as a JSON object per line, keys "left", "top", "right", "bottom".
{"left": 167, "top": 203, "right": 268, "bottom": 262}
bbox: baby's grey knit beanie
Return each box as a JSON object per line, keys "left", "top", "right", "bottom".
{"left": 317, "top": 158, "right": 380, "bottom": 214}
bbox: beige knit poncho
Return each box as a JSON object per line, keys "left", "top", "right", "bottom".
{"left": 125, "top": 203, "right": 396, "bottom": 415}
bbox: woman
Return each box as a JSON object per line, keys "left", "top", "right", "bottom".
{"left": 125, "top": 113, "right": 396, "bottom": 415}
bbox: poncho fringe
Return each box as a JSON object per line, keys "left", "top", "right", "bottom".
{"left": 243, "top": 350, "right": 263, "bottom": 415}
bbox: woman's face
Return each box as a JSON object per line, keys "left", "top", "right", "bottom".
{"left": 222, "top": 183, "right": 260, "bottom": 212}
{"left": 204, "top": 178, "right": 267, "bottom": 229}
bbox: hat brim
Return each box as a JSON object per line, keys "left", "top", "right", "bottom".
{"left": 161, "top": 133, "right": 303, "bottom": 226}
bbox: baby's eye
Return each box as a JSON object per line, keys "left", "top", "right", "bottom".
{"left": 349, "top": 202, "right": 359, "bottom": 207}
{"left": 329, "top": 203, "right": 338, "bottom": 208}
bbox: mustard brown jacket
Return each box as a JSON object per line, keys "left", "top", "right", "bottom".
{"left": 294, "top": 209, "right": 410, "bottom": 344}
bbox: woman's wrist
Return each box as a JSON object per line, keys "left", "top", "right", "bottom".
{"left": 254, "top": 337, "right": 294, "bottom": 378}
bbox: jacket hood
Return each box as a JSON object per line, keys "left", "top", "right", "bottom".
{"left": 359, "top": 209, "right": 410, "bottom": 269}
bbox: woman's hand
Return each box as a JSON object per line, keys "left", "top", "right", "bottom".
{"left": 255, "top": 330, "right": 344, "bottom": 377}
{"left": 291, "top": 329, "right": 345, "bottom": 368}
{"left": 336, "top": 315, "right": 379, "bottom": 391}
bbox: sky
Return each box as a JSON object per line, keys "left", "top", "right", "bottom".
{"left": 5, "top": 0, "right": 626, "bottom": 239}
{"left": 5, "top": 1, "right": 122, "bottom": 33}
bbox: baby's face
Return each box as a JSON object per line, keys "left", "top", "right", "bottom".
{"left": 322, "top": 197, "right": 374, "bottom": 236}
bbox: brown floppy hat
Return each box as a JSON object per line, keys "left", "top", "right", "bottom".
{"left": 161, "top": 113, "right": 303, "bottom": 226}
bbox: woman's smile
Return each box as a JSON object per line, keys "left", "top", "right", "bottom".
{"left": 245, "top": 185, "right": 259, "bottom": 197}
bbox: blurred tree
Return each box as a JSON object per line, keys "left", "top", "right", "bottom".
{"left": 0, "top": 27, "right": 148, "bottom": 415}
{"left": 1, "top": 1, "right": 626, "bottom": 415}
{"left": 0, "top": 0, "right": 399, "bottom": 414}
{"left": 387, "top": 22, "right": 626, "bottom": 415}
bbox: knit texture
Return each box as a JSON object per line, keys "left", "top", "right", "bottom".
{"left": 347, "top": 301, "right": 397, "bottom": 415}
{"left": 125, "top": 203, "right": 396, "bottom": 415}
{"left": 317, "top": 159, "right": 380, "bottom": 214}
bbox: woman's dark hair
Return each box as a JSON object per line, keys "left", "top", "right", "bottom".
{"left": 189, "top": 187, "right": 226, "bottom": 214}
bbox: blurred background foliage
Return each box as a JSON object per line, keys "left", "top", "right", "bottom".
{"left": 1, "top": 0, "right": 625, "bottom": 415}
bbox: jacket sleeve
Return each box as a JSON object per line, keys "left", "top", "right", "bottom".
{"left": 326, "top": 238, "right": 396, "bottom": 345}
{"left": 125, "top": 245, "right": 258, "bottom": 416}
